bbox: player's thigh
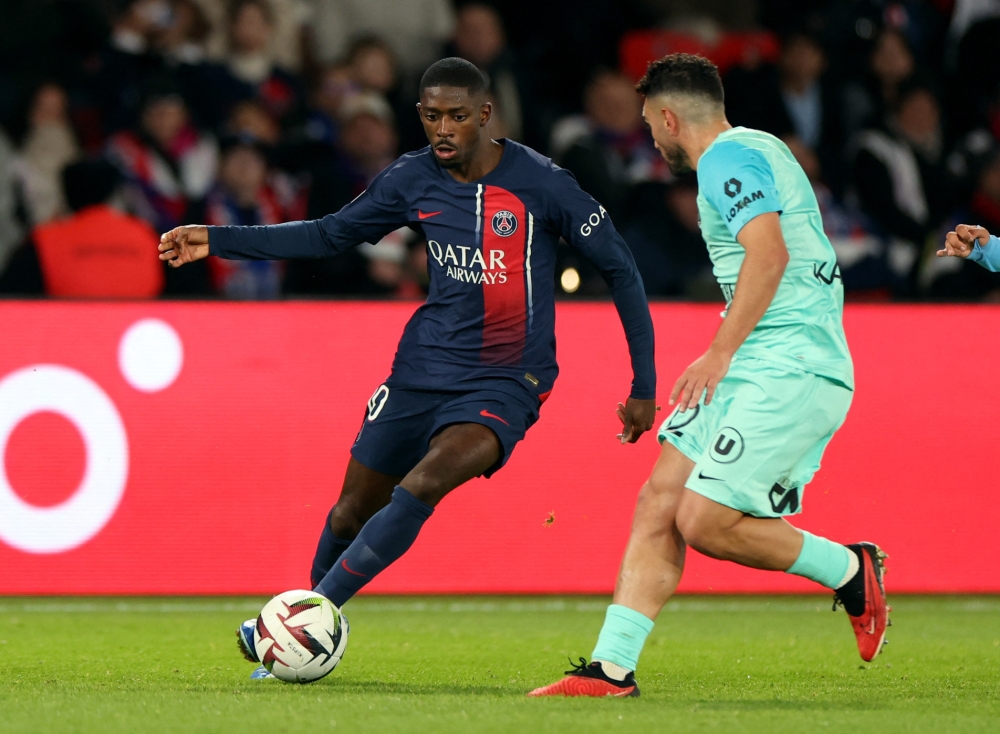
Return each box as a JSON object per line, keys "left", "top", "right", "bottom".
{"left": 331, "top": 457, "right": 403, "bottom": 528}
{"left": 401, "top": 422, "right": 502, "bottom": 505}
{"left": 350, "top": 383, "right": 441, "bottom": 477}
{"left": 667, "top": 359, "right": 850, "bottom": 518}
{"left": 429, "top": 388, "right": 540, "bottom": 478}
{"left": 631, "top": 441, "right": 696, "bottom": 532}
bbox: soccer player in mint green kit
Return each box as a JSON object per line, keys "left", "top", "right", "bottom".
{"left": 531, "top": 54, "right": 889, "bottom": 699}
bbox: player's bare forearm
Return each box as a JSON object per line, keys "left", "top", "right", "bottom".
{"left": 710, "top": 217, "right": 788, "bottom": 357}
{"left": 159, "top": 225, "right": 210, "bottom": 268}
{"left": 671, "top": 213, "right": 788, "bottom": 411}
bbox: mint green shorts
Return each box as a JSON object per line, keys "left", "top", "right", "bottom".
{"left": 657, "top": 357, "right": 852, "bottom": 518}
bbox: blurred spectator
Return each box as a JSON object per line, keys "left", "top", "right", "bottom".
{"left": 841, "top": 28, "right": 916, "bottom": 138}
{"left": 346, "top": 37, "right": 399, "bottom": 96}
{"left": 105, "top": 84, "right": 218, "bottom": 233}
{"left": 925, "top": 141, "right": 1000, "bottom": 300}
{"left": 553, "top": 71, "right": 666, "bottom": 222}
{"left": 850, "top": 78, "right": 958, "bottom": 293}
{"left": 303, "top": 64, "right": 358, "bottom": 146}
{"left": 337, "top": 93, "right": 398, "bottom": 184}
{"left": 16, "top": 84, "right": 80, "bottom": 226}
{"left": 221, "top": 0, "right": 304, "bottom": 126}
{"left": 32, "top": 160, "right": 164, "bottom": 299}
{"left": 158, "top": 0, "right": 213, "bottom": 64}
{"left": 195, "top": 0, "right": 306, "bottom": 72}
{"left": 784, "top": 137, "right": 897, "bottom": 299}
{"left": 450, "top": 3, "right": 525, "bottom": 141}
{"left": 285, "top": 92, "right": 405, "bottom": 296}
{"left": 725, "top": 30, "right": 845, "bottom": 192}
{"left": 225, "top": 100, "right": 283, "bottom": 144}
{"left": 89, "top": 0, "right": 174, "bottom": 135}
{"left": 202, "top": 136, "right": 304, "bottom": 298}
{"left": 0, "top": 127, "right": 24, "bottom": 277}
{"left": 308, "top": 0, "right": 454, "bottom": 77}
{"left": 620, "top": 178, "right": 715, "bottom": 299}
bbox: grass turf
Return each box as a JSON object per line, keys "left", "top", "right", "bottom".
{"left": 1, "top": 596, "right": 999, "bottom": 733}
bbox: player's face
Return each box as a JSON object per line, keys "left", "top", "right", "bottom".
{"left": 417, "top": 86, "right": 489, "bottom": 169}
{"left": 642, "top": 99, "right": 693, "bottom": 175}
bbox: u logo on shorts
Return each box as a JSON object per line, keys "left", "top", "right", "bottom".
{"left": 710, "top": 427, "right": 744, "bottom": 464}
{"left": 367, "top": 385, "right": 390, "bottom": 421}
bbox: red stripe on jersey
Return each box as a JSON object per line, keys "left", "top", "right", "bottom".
{"left": 480, "top": 185, "right": 527, "bottom": 365}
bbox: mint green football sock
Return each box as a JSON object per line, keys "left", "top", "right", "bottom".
{"left": 787, "top": 530, "right": 856, "bottom": 589}
{"left": 591, "top": 604, "right": 654, "bottom": 672}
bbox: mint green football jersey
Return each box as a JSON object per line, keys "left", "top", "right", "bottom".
{"left": 696, "top": 126, "right": 853, "bottom": 389}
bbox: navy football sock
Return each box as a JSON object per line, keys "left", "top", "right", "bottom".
{"left": 309, "top": 509, "right": 353, "bottom": 588}
{"left": 315, "top": 486, "right": 434, "bottom": 607}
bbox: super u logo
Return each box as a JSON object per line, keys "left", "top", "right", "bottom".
{"left": 0, "top": 319, "right": 182, "bottom": 554}
{"left": 491, "top": 210, "right": 518, "bottom": 237}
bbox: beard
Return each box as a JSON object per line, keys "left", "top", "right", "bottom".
{"left": 661, "top": 142, "right": 693, "bottom": 175}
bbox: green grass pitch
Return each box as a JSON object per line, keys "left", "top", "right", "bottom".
{"left": 2, "top": 596, "right": 999, "bottom": 733}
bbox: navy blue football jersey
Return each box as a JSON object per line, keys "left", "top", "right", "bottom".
{"left": 208, "top": 140, "right": 655, "bottom": 400}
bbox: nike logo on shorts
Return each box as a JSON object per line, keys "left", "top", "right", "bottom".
{"left": 417, "top": 210, "right": 442, "bottom": 219}
{"left": 480, "top": 409, "right": 509, "bottom": 426}
{"left": 698, "top": 471, "right": 724, "bottom": 481}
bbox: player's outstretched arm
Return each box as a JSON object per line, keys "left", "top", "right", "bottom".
{"left": 939, "top": 224, "right": 1000, "bottom": 272}
{"left": 671, "top": 212, "right": 788, "bottom": 412}
{"left": 159, "top": 225, "right": 210, "bottom": 268}
{"left": 548, "top": 168, "right": 656, "bottom": 442}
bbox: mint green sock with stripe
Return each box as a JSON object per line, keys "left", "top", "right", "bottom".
{"left": 591, "top": 604, "right": 654, "bottom": 672}
{"left": 787, "top": 530, "right": 857, "bottom": 589}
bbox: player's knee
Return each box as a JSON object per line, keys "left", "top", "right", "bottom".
{"left": 675, "top": 505, "right": 726, "bottom": 557}
{"left": 328, "top": 500, "right": 366, "bottom": 539}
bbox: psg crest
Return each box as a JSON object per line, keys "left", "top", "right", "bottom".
{"left": 491, "top": 210, "right": 518, "bottom": 237}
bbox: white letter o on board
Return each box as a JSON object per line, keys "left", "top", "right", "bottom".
{"left": 0, "top": 365, "right": 129, "bottom": 554}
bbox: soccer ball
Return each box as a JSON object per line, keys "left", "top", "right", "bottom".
{"left": 253, "top": 590, "right": 348, "bottom": 683}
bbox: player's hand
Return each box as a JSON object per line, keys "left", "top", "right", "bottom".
{"left": 615, "top": 397, "right": 659, "bottom": 444}
{"left": 938, "top": 224, "right": 990, "bottom": 259}
{"left": 159, "top": 225, "right": 210, "bottom": 268}
{"left": 670, "top": 347, "right": 731, "bottom": 412}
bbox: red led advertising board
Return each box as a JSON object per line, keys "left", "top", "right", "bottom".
{"left": 0, "top": 302, "right": 996, "bottom": 594}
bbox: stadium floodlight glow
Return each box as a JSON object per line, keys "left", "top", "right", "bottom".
{"left": 560, "top": 267, "right": 581, "bottom": 293}
{"left": 0, "top": 365, "right": 128, "bottom": 554}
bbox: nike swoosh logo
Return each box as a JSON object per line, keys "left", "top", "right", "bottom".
{"left": 417, "top": 210, "right": 442, "bottom": 220}
{"left": 341, "top": 559, "right": 366, "bottom": 577}
{"left": 480, "top": 409, "right": 509, "bottom": 426}
{"left": 697, "top": 471, "right": 724, "bottom": 481}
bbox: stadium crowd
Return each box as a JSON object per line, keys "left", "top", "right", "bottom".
{"left": 0, "top": 0, "right": 998, "bottom": 301}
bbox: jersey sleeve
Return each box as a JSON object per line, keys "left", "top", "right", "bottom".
{"left": 969, "top": 235, "right": 1000, "bottom": 273}
{"left": 208, "top": 160, "right": 410, "bottom": 260}
{"left": 546, "top": 167, "right": 656, "bottom": 399}
{"left": 698, "top": 141, "right": 782, "bottom": 239}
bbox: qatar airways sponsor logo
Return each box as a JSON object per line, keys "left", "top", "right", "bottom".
{"left": 427, "top": 240, "right": 509, "bottom": 284}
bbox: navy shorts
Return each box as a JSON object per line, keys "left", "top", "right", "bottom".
{"left": 351, "top": 383, "right": 541, "bottom": 478}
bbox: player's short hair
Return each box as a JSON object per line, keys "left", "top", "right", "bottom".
{"left": 635, "top": 53, "right": 724, "bottom": 107}
{"left": 419, "top": 57, "right": 487, "bottom": 98}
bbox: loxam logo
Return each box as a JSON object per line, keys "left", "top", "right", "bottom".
{"left": 724, "top": 178, "right": 742, "bottom": 197}
{"left": 813, "top": 261, "right": 843, "bottom": 285}
{"left": 725, "top": 190, "right": 766, "bottom": 222}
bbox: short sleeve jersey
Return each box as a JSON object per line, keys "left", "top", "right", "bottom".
{"left": 696, "top": 127, "right": 853, "bottom": 389}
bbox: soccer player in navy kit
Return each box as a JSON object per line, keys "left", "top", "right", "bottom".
{"left": 159, "top": 58, "right": 658, "bottom": 676}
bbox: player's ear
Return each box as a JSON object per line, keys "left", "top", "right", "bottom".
{"left": 480, "top": 100, "right": 492, "bottom": 128}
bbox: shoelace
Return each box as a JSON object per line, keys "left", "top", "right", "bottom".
{"left": 564, "top": 656, "right": 591, "bottom": 675}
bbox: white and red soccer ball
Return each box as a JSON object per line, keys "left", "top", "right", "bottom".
{"left": 253, "top": 590, "right": 348, "bottom": 683}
